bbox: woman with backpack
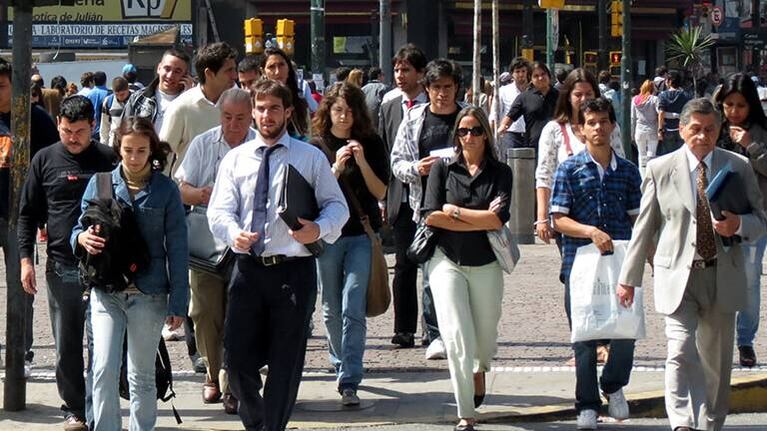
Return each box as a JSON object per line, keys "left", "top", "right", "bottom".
{"left": 71, "top": 117, "right": 188, "bottom": 431}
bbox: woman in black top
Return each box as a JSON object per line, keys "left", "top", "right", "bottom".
{"left": 423, "top": 107, "right": 512, "bottom": 431}
{"left": 311, "top": 82, "right": 389, "bottom": 406}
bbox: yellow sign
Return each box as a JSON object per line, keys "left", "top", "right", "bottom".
{"left": 333, "top": 37, "right": 347, "bottom": 54}
{"left": 11, "top": 0, "right": 191, "bottom": 21}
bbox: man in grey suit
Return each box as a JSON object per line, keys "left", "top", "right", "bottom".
{"left": 618, "top": 98, "right": 767, "bottom": 431}
{"left": 378, "top": 44, "right": 429, "bottom": 349}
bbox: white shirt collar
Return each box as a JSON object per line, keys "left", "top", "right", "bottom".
{"left": 684, "top": 145, "right": 714, "bottom": 173}
{"left": 586, "top": 149, "right": 618, "bottom": 172}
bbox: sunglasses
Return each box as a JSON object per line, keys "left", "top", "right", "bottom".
{"left": 456, "top": 126, "right": 485, "bottom": 137}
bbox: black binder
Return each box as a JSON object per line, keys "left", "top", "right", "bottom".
{"left": 706, "top": 161, "right": 751, "bottom": 245}
{"left": 277, "top": 164, "right": 325, "bottom": 256}
{"left": 706, "top": 161, "right": 751, "bottom": 220}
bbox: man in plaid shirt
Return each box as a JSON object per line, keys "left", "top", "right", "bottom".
{"left": 549, "top": 98, "right": 642, "bottom": 430}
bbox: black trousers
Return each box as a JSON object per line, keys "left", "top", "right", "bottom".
{"left": 225, "top": 254, "right": 317, "bottom": 431}
{"left": 391, "top": 203, "right": 419, "bottom": 334}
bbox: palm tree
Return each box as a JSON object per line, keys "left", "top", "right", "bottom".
{"left": 665, "top": 26, "right": 714, "bottom": 94}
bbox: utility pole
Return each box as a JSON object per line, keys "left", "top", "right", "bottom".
{"left": 246, "top": 0, "right": 257, "bottom": 17}
{"left": 546, "top": 10, "right": 555, "bottom": 74}
{"left": 379, "top": 0, "right": 392, "bottom": 85}
{"left": 753, "top": 0, "right": 761, "bottom": 73}
{"left": 492, "top": 0, "right": 500, "bottom": 144}
{"left": 310, "top": 0, "right": 325, "bottom": 80}
{"left": 620, "top": 0, "right": 632, "bottom": 160}
{"left": 472, "top": 0, "right": 481, "bottom": 106}
{"left": 598, "top": 0, "right": 609, "bottom": 70}
{"left": 5, "top": 0, "right": 32, "bottom": 411}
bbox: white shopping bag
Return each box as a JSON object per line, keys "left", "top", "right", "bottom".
{"left": 569, "top": 240, "right": 646, "bottom": 343}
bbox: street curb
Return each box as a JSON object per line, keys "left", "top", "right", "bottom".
{"left": 480, "top": 374, "right": 767, "bottom": 424}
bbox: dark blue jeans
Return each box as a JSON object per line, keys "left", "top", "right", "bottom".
{"left": 45, "top": 259, "right": 93, "bottom": 421}
{"left": 573, "top": 339, "right": 635, "bottom": 413}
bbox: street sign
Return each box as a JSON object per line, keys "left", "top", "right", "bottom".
{"left": 711, "top": 6, "right": 723, "bottom": 27}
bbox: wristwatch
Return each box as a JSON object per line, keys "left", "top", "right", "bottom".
{"left": 452, "top": 207, "right": 461, "bottom": 220}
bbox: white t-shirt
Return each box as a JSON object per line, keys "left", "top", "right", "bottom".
{"left": 154, "top": 89, "right": 178, "bottom": 134}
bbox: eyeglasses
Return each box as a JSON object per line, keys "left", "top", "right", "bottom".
{"left": 456, "top": 126, "right": 485, "bottom": 137}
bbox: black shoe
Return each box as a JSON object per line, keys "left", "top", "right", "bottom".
{"left": 739, "top": 345, "right": 757, "bottom": 367}
{"left": 391, "top": 332, "right": 415, "bottom": 348}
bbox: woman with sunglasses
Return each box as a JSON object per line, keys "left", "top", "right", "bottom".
{"left": 713, "top": 73, "right": 767, "bottom": 367}
{"left": 311, "top": 82, "right": 389, "bottom": 405}
{"left": 422, "top": 107, "right": 512, "bottom": 431}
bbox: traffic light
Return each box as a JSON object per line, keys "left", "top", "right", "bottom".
{"left": 244, "top": 18, "right": 264, "bottom": 55}
{"left": 276, "top": 19, "right": 296, "bottom": 55}
{"left": 610, "top": 51, "right": 622, "bottom": 66}
{"left": 584, "top": 51, "right": 598, "bottom": 66}
{"left": 611, "top": 0, "right": 623, "bottom": 37}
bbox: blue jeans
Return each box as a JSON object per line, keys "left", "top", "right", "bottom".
{"left": 737, "top": 235, "right": 767, "bottom": 347}
{"left": 317, "top": 234, "right": 371, "bottom": 391}
{"left": 89, "top": 288, "right": 167, "bottom": 431}
{"left": 573, "top": 339, "right": 635, "bottom": 412}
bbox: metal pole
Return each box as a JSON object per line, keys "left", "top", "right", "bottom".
{"left": 311, "top": 0, "right": 326, "bottom": 80}
{"left": 546, "top": 9, "right": 554, "bottom": 74}
{"left": 492, "top": 0, "right": 500, "bottom": 145}
{"left": 379, "top": 0, "right": 392, "bottom": 86}
{"left": 598, "top": 0, "right": 608, "bottom": 70}
{"left": 472, "top": 0, "right": 481, "bottom": 106}
{"left": 620, "top": 0, "right": 632, "bottom": 160}
{"left": 753, "top": 0, "right": 761, "bottom": 74}
{"left": 246, "top": 0, "right": 257, "bottom": 17}
{"left": 4, "top": 0, "right": 32, "bottom": 411}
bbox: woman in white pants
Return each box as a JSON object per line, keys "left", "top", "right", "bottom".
{"left": 423, "top": 107, "right": 512, "bottom": 431}
{"left": 630, "top": 80, "right": 659, "bottom": 175}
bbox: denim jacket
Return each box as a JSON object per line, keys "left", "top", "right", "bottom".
{"left": 71, "top": 164, "right": 189, "bottom": 317}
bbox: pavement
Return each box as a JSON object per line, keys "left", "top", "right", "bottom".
{"left": 2, "top": 243, "right": 767, "bottom": 430}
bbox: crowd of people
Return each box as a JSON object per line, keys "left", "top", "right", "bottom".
{"left": 1, "top": 38, "right": 767, "bottom": 431}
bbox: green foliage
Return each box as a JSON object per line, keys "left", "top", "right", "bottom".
{"left": 665, "top": 26, "right": 714, "bottom": 69}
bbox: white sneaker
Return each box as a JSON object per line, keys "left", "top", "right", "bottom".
{"left": 424, "top": 337, "right": 447, "bottom": 360}
{"left": 23, "top": 359, "right": 32, "bottom": 378}
{"left": 576, "top": 409, "right": 598, "bottom": 429}
{"left": 604, "top": 388, "right": 629, "bottom": 420}
{"left": 162, "top": 323, "right": 183, "bottom": 341}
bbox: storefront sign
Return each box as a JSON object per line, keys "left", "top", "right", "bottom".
{"left": 7, "top": 0, "right": 192, "bottom": 48}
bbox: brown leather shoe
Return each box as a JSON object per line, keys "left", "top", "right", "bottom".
{"left": 203, "top": 381, "right": 222, "bottom": 404}
{"left": 223, "top": 393, "right": 239, "bottom": 414}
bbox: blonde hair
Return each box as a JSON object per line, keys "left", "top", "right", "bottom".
{"left": 346, "top": 69, "right": 364, "bottom": 87}
{"left": 637, "top": 79, "right": 655, "bottom": 103}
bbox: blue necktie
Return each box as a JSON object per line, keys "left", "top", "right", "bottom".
{"left": 251, "top": 144, "right": 281, "bottom": 256}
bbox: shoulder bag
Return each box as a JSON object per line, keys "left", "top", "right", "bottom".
{"left": 487, "top": 224, "right": 521, "bottom": 274}
{"left": 187, "top": 205, "right": 234, "bottom": 274}
{"left": 338, "top": 177, "right": 391, "bottom": 318}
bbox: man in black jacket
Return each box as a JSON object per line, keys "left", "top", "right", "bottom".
{"left": 19, "top": 95, "right": 116, "bottom": 431}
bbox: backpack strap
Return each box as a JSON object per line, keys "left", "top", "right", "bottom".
{"left": 95, "top": 172, "right": 113, "bottom": 200}
{"left": 560, "top": 123, "right": 573, "bottom": 157}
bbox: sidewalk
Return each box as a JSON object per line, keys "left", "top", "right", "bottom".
{"left": 3, "top": 367, "right": 767, "bottom": 430}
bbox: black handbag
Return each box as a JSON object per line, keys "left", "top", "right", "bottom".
{"left": 406, "top": 219, "right": 439, "bottom": 264}
{"left": 187, "top": 205, "right": 233, "bottom": 274}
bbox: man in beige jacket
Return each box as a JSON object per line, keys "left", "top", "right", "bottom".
{"left": 618, "top": 98, "right": 767, "bottom": 431}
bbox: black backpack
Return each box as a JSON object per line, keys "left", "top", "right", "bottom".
{"left": 118, "top": 336, "right": 182, "bottom": 424}
{"left": 78, "top": 173, "right": 150, "bottom": 293}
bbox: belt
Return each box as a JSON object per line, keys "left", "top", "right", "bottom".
{"left": 691, "top": 258, "right": 717, "bottom": 270}
{"left": 250, "top": 254, "right": 302, "bottom": 267}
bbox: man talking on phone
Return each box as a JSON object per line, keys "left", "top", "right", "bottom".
{"left": 121, "top": 48, "right": 194, "bottom": 134}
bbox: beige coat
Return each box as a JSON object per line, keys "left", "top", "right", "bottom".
{"left": 619, "top": 147, "right": 767, "bottom": 315}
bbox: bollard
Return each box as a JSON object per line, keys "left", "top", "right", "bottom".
{"left": 506, "top": 147, "right": 536, "bottom": 244}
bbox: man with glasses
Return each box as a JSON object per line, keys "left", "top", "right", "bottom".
{"left": 18, "top": 95, "right": 117, "bottom": 431}
{"left": 390, "top": 58, "right": 468, "bottom": 359}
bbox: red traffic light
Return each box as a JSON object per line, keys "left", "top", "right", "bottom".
{"left": 610, "top": 51, "right": 622, "bottom": 65}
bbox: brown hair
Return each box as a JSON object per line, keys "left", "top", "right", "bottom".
{"left": 346, "top": 69, "right": 364, "bottom": 87}
{"left": 452, "top": 107, "right": 498, "bottom": 162}
{"left": 553, "top": 68, "right": 600, "bottom": 124}
{"left": 116, "top": 117, "right": 172, "bottom": 171}
{"left": 637, "top": 79, "right": 655, "bottom": 104}
{"left": 312, "top": 82, "right": 376, "bottom": 140}
{"left": 251, "top": 79, "right": 293, "bottom": 110}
